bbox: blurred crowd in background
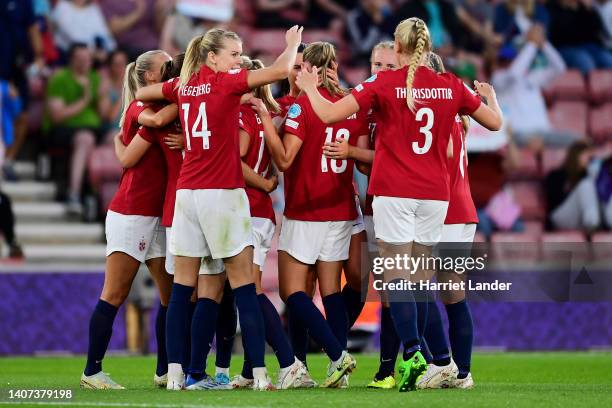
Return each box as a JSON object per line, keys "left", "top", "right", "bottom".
{"left": 2, "top": 0, "right": 612, "bottom": 260}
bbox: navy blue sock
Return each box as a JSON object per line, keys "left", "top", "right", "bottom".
{"left": 420, "top": 338, "right": 433, "bottom": 363}
{"left": 215, "top": 281, "right": 236, "bottom": 369}
{"left": 387, "top": 280, "right": 420, "bottom": 361}
{"left": 376, "top": 306, "right": 400, "bottom": 380}
{"left": 258, "top": 294, "right": 294, "bottom": 368}
{"left": 424, "top": 301, "right": 451, "bottom": 366}
{"left": 415, "top": 290, "right": 429, "bottom": 339}
{"left": 341, "top": 285, "right": 364, "bottom": 328}
{"left": 155, "top": 303, "right": 168, "bottom": 376}
{"left": 182, "top": 301, "right": 196, "bottom": 371}
{"left": 286, "top": 291, "right": 343, "bottom": 361}
{"left": 188, "top": 298, "right": 219, "bottom": 377}
{"left": 234, "top": 283, "right": 265, "bottom": 368}
{"left": 288, "top": 308, "right": 309, "bottom": 365}
{"left": 322, "top": 292, "right": 349, "bottom": 350}
{"left": 84, "top": 299, "right": 118, "bottom": 376}
{"left": 166, "top": 283, "right": 194, "bottom": 365}
{"left": 241, "top": 358, "right": 253, "bottom": 379}
{"left": 446, "top": 300, "right": 473, "bottom": 377}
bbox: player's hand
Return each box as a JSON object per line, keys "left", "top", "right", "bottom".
{"left": 474, "top": 80, "right": 496, "bottom": 102}
{"left": 296, "top": 65, "right": 319, "bottom": 93}
{"left": 114, "top": 131, "right": 125, "bottom": 146}
{"left": 265, "top": 174, "right": 279, "bottom": 193}
{"left": 285, "top": 25, "right": 304, "bottom": 48}
{"left": 249, "top": 97, "right": 269, "bottom": 116}
{"left": 324, "top": 62, "right": 340, "bottom": 88}
{"left": 323, "top": 138, "right": 350, "bottom": 159}
{"left": 164, "top": 133, "right": 184, "bottom": 150}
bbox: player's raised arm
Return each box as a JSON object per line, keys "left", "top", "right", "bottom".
{"left": 296, "top": 66, "right": 360, "bottom": 124}
{"left": 469, "top": 80, "right": 503, "bottom": 131}
{"left": 138, "top": 104, "right": 178, "bottom": 128}
{"left": 135, "top": 83, "right": 165, "bottom": 102}
{"left": 247, "top": 26, "right": 303, "bottom": 89}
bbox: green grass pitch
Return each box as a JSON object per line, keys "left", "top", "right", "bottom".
{"left": 1, "top": 352, "right": 611, "bottom": 407}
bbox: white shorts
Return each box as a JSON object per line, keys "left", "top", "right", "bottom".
{"left": 252, "top": 217, "right": 276, "bottom": 267}
{"left": 170, "top": 189, "right": 253, "bottom": 259}
{"left": 278, "top": 217, "right": 353, "bottom": 264}
{"left": 165, "top": 227, "right": 224, "bottom": 275}
{"left": 105, "top": 210, "right": 165, "bottom": 263}
{"left": 372, "top": 196, "right": 449, "bottom": 246}
{"left": 440, "top": 223, "right": 477, "bottom": 243}
{"left": 352, "top": 196, "right": 366, "bottom": 235}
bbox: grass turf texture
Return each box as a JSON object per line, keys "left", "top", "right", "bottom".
{"left": 1, "top": 352, "right": 611, "bottom": 407}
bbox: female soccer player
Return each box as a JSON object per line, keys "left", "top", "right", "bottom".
{"left": 80, "top": 50, "right": 177, "bottom": 390}
{"left": 137, "top": 26, "right": 304, "bottom": 391}
{"left": 257, "top": 42, "right": 365, "bottom": 388}
{"left": 296, "top": 17, "right": 502, "bottom": 392}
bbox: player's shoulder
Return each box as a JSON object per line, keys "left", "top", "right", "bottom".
{"left": 289, "top": 94, "right": 310, "bottom": 117}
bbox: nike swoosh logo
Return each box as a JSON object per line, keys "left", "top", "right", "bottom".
{"left": 381, "top": 358, "right": 392, "bottom": 362}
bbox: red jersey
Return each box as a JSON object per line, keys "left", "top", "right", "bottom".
{"left": 445, "top": 117, "right": 478, "bottom": 224}
{"left": 283, "top": 88, "right": 369, "bottom": 221}
{"left": 239, "top": 105, "right": 275, "bottom": 224}
{"left": 138, "top": 120, "right": 183, "bottom": 227}
{"left": 162, "top": 67, "right": 250, "bottom": 190}
{"left": 109, "top": 100, "right": 166, "bottom": 217}
{"left": 351, "top": 66, "right": 482, "bottom": 201}
{"left": 276, "top": 94, "right": 297, "bottom": 118}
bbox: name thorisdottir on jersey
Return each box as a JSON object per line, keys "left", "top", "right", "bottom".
{"left": 394, "top": 87, "right": 454, "bottom": 100}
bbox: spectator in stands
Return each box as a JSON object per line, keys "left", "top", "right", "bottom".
{"left": 254, "top": 0, "right": 309, "bottom": 28}
{"left": 98, "top": 50, "right": 128, "bottom": 143}
{"left": 494, "top": 0, "right": 549, "bottom": 48}
{"left": 455, "top": 0, "right": 503, "bottom": 53}
{"left": 545, "top": 141, "right": 602, "bottom": 231}
{"left": 490, "top": 25, "right": 581, "bottom": 148}
{"left": 0, "top": 0, "right": 44, "bottom": 181}
{"left": 346, "top": 0, "right": 394, "bottom": 64}
{"left": 100, "top": 0, "right": 170, "bottom": 61}
{"left": 468, "top": 128, "right": 524, "bottom": 240}
{"left": 43, "top": 43, "right": 105, "bottom": 215}
{"left": 51, "top": 0, "right": 116, "bottom": 59}
{"left": 309, "top": 0, "right": 355, "bottom": 28}
{"left": 547, "top": 0, "right": 612, "bottom": 75}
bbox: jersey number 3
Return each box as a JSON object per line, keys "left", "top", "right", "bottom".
{"left": 412, "top": 107, "right": 434, "bottom": 155}
{"left": 182, "top": 103, "right": 211, "bottom": 150}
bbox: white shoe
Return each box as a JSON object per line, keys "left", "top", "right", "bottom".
{"left": 252, "top": 376, "right": 276, "bottom": 391}
{"left": 293, "top": 362, "right": 318, "bottom": 388}
{"left": 230, "top": 374, "right": 254, "bottom": 389}
{"left": 166, "top": 364, "right": 184, "bottom": 390}
{"left": 416, "top": 360, "right": 458, "bottom": 389}
{"left": 338, "top": 374, "right": 349, "bottom": 389}
{"left": 154, "top": 373, "right": 167, "bottom": 388}
{"left": 451, "top": 372, "right": 474, "bottom": 389}
{"left": 80, "top": 372, "right": 125, "bottom": 390}
{"left": 276, "top": 359, "right": 316, "bottom": 389}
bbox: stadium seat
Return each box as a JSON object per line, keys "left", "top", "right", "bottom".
{"left": 509, "top": 148, "right": 540, "bottom": 180}
{"left": 88, "top": 145, "right": 122, "bottom": 188}
{"left": 234, "top": 0, "right": 256, "bottom": 26}
{"left": 588, "top": 103, "right": 612, "bottom": 143}
{"left": 542, "top": 148, "right": 566, "bottom": 175}
{"left": 509, "top": 181, "right": 545, "bottom": 220}
{"left": 343, "top": 66, "right": 369, "bottom": 87}
{"left": 588, "top": 69, "right": 612, "bottom": 104}
{"left": 548, "top": 101, "right": 588, "bottom": 137}
{"left": 490, "top": 232, "right": 540, "bottom": 263}
{"left": 543, "top": 69, "right": 587, "bottom": 103}
{"left": 591, "top": 232, "right": 612, "bottom": 242}
{"left": 542, "top": 231, "right": 587, "bottom": 243}
{"left": 245, "top": 29, "right": 287, "bottom": 56}
{"left": 524, "top": 221, "right": 544, "bottom": 238}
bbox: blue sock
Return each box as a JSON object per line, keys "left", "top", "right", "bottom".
{"left": 215, "top": 281, "right": 236, "bottom": 369}
{"left": 166, "top": 283, "right": 194, "bottom": 365}
{"left": 446, "top": 300, "right": 473, "bottom": 378}
{"left": 234, "top": 283, "right": 265, "bottom": 368}
{"left": 188, "top": 298, "right": 219, "bottom": 377}
{"left": 155, "top": 303, "right": 168, "bottom": 376}
{"left": 425, "top": 301, "right": 451, "bottom": 366}
{"left": 286, "top": 291, "right": 343, "bottom": 361}
{"left": 84, "top": 299, "right": 118, "bottom": 376}
{"left": 322, "top": 292, "right": 349, "bottom": 350}
{"left": 241, "top": 357, "right": 253, "bottom": 379}
{"left": 341, "top": 285, "right": 364, "bottom": 328}
{"left": 288, "top": 308, "right": 309, "bottom": 366}
{"left": 415, "top": 290, "right": 429, "bottom": 339}
{"left": 376, "top": 306, "right": 400, "bottom": 380}
{"left": 182, "top": 301, "right": 196, "bottom": 371}
{"left": 258, "top": 294, "right": 294, "bottom": 368}
{"left": 387, "top": 280, "right": 420, "bottom": 361}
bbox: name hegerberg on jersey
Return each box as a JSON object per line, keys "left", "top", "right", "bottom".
{"left": 395, "top": 87, "right": 453, "bottom": 100}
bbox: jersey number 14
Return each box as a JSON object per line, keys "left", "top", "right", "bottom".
{"left": 182, "top": 102, "right": 211, "bottom": 150}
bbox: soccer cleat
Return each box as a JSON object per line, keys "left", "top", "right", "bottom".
{"left": 185, "top": 374, "right": 231, "bottom": 390}
{"left": 338, "top": 374, "right": 349, "bottom": 389}
{"left": 215, "top": 372, "right": 231, "bottom": 386}
{"left": 417, "top": 360, "right": 459, "bottom": 389}
{"left": 230, "top": 374, "right": 254, "bottom": 389}
{"left": 154, "top": 373, "right": 167, "bottom": 388}
{"left": 252, "top": 376, "right": 276, "bottom": 391}
{"left": 451, "top": 372, "right": 474, "bottom": 389}
{"left": 80, "top": 372, "right": 125, "bottom": 390}
{"left": 276, "top": 359, "right": 316, "bottom": 389}
{"left": 367, "top": 375, "right": 396, "bottom": 389}
{"left": 166, "top": 364, "right": 185, "bottom": 390}
{"left": 397, "top": 351, "right": 428, "bottom": 392}
{"left": 321, "top": 352, "right": 357, "bottom": 388}
{"left": 293, "top": 362, "right": 318, "bottom": 388}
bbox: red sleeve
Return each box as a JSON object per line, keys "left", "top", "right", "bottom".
{"left": 162, "top": 78, "right": 179, "bottom": 104}
{"left": 451, "top": 74, "right": 481, "bottom": 116}
{"left": 221, "top": 69, "right": 250, "bottom": 96}
{"left": 239, "top": 108, "right": 255, "bottom": 136}
{"left": 122, "top": 101, "right": 148, "bottom": 143}
{"left": 354, "top": 110, "right": 371, "bottom": 139}
{"left": 137, "top": 126, "right": 157, "bottom": 144}
{"left": 283, "top": 98, "right": 307, "bottom": 141}
{"left": 351, "top": 73, "right": 380, "bottom": 113}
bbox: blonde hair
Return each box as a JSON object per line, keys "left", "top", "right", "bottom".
{"left": 119, "top": 50, "right": 168, "bottom": 127}
{"left": 394, "top": 17, "right": 432, "bottom": 112}
{"left": 179, "top": 28, "right": 242, "bottom": 88}
{"left": 240, "top": 56, "right": 280, "bottom": 114}
{"left": 370, "top": 40, "right": 395, "bottom": 61}
{"left": 428, "top": 52, "right": 470, "bottom": 133}
{"left": 302, "top": 42, "right": 346, "bottom": 97}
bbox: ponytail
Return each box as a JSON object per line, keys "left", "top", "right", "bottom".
{"left": 180, "top": 35, "right": 205, "bottom": 88}
{"left": 119, "top": 62, "right": 138, "bottom": 128}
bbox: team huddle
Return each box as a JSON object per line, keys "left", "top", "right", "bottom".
{"left": 79, "top": 17, "right": 503, "bottom": 393}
